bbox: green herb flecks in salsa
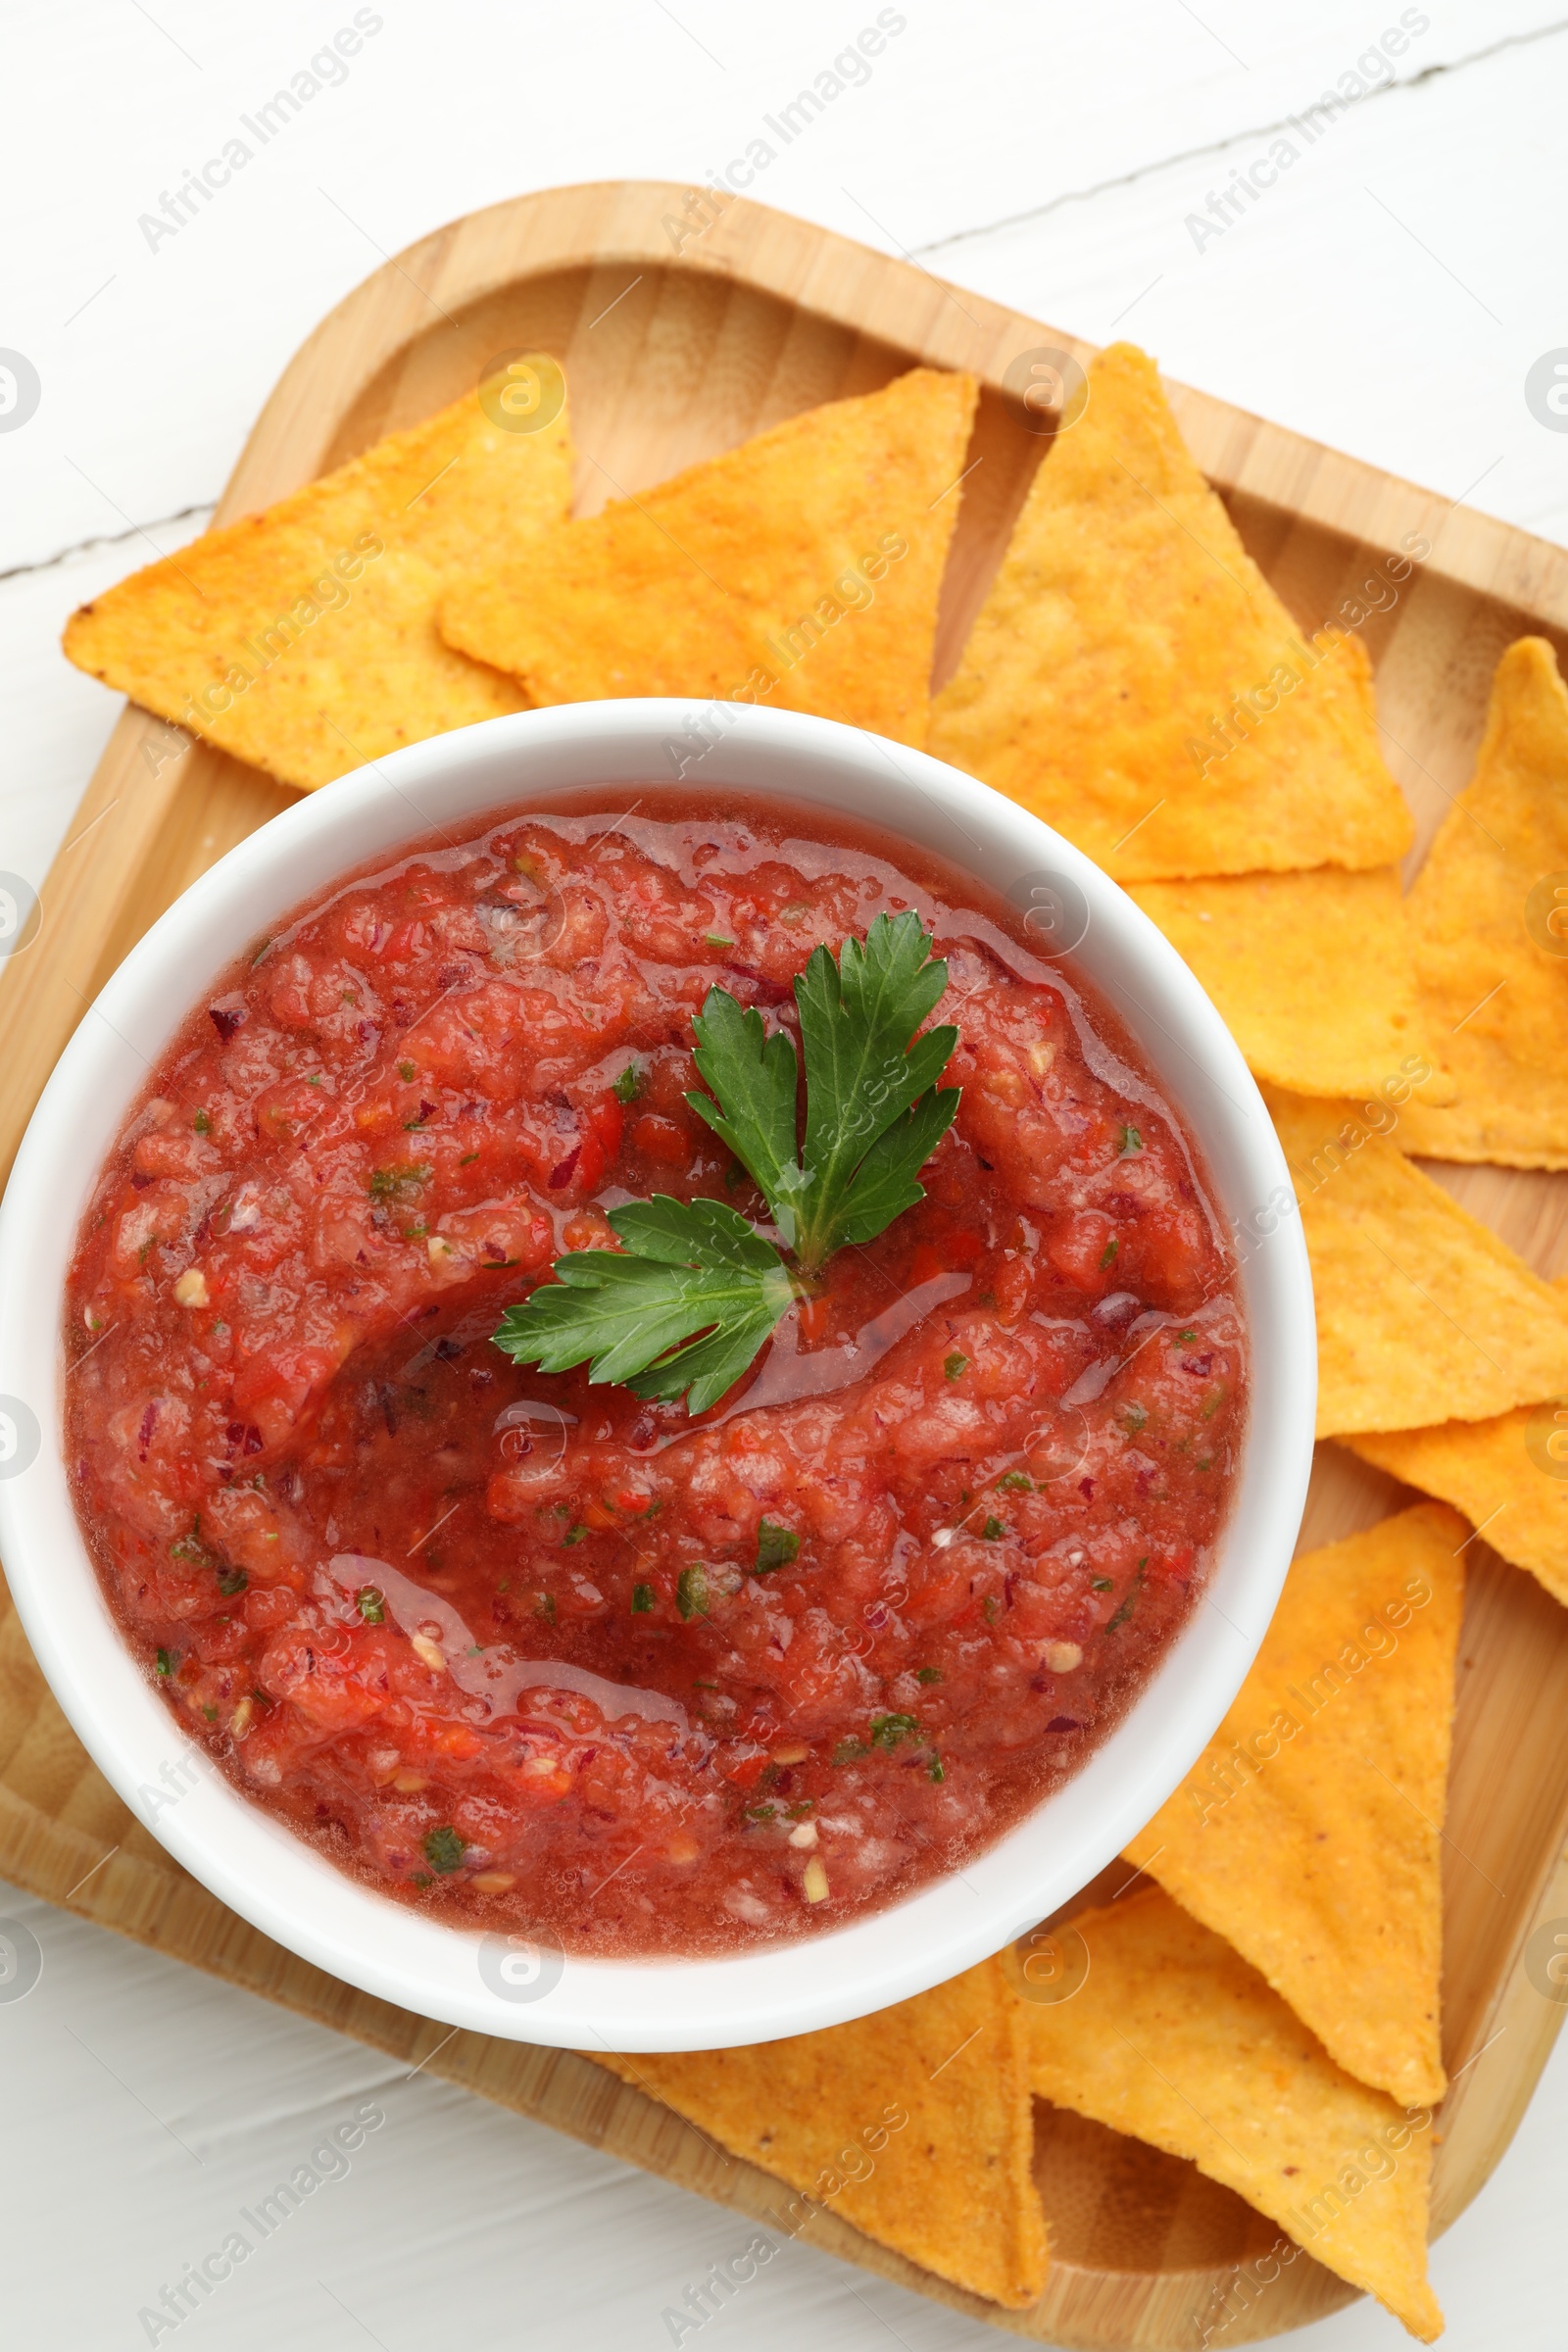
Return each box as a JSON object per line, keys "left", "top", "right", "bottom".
{"left": 677, "top": 1565, "right": 709, "bottom": 1621}
{"left": 422, "top": 1826, "right": 466, "bottom": 1875}
{"left": 754, "top": 1519, "right": 800, "bottom": 1574}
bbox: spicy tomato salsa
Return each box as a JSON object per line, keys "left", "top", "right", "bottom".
{"left": 65, "top": 794, "right": 1247, "bottom": 1956}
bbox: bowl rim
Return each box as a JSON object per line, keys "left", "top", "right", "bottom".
{"left": 0, "top": 699, "right": 1315, "bottom": 2050}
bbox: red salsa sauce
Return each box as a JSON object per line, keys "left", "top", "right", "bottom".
{"left": 65, "top": 793, "right": 1247, "bottom": 1956}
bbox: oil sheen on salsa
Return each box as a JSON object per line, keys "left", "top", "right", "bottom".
{"left": 65, "top": 794, "right": 1248, "bottom": 1956}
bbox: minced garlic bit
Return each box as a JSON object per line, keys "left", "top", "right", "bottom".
{"left": 410, "top": 1634, "right": 446, "bottom": 1673}
{"left": 788, "top": 1820, "right": 818, "bottom": 1849}
{"left": 426, "top": 1234, "right": 460, "bottom": 1264}
{"left": 1044, "top": 1640, "right": 1084, "bottom": 1673}
{"left": 802, "top": 1855, "right": 830, "bottom": 1903}
{"left": 172, "top": 1267, "right": 209, "bottom": 1308}
{"left": 1028, "top": 1040, "right": 1055, "bottom": 1075}
{"left": 229, "top": 1695, "right": 255, "bottom": 1740}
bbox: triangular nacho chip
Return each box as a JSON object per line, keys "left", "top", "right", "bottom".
{"left": 1396, "top": 636, "right": 1568, "bottom": 1168}
{"left": 928, "top": 342, "right": 1414, "bottom": 880}
{"left": 63, "top": 366, "right": 574, "bottom": 791}
{"left": 1130, "top": 867, "right": 1440, "bottom": 1098}
{"left": 593, "top": 1955, "right": 1045, "bottom": 2309}
{"left": 1348, "top": 1277, "right": 1568, "bottom": 1607}
{"left": 1269, "top": 1085, "right": 1568, "bottom": 1434}
{"left": 1348, "top": 1404, "right": 1568, "bottom": 1608}
{"left": 1023, "top": 1886, "right": 1443, "bottom": 2341}
{"left": 441, "top": 367, "right": 979, "bottom": 751}
{"left": 1124, "top": 1503, "right": 1464, "bottom": 2108}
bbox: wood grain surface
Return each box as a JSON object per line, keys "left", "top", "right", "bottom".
{"left": 2, "top": 180, "right": 1567, "bottom": 2348}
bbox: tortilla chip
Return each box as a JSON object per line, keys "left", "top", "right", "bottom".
{"left": 1023, "top": 1886, "right": 1443, "bottom": 2340}
{"left": 1124, "top": 1503, "right": 1463, "bottom": 2109}
{"left": 1130, "top": 867, "right": 1441, "bottom": 1098}
{"left": 63, "top": 365, "right": 574, "bottom": 791}
{"left": 1346, "top": 1276, "right": 1568, "bottom": 1604}
{"left": 440, "top": 366, "right": 979, "bottom": 751}
{"left": 1269, "top": 1084, "right": 1568, "bottom": 1434}
{"left": 927, "top": 342, "right": 1414, "bottom": 880}
{"left": 593, "top": 1955, "right": 1045, "bottom": 2309}
{"left": 1396, "top": 637, "right": 1568, "bottom": 1167}
{"left": 1348, "top": 1407, "right": 1568, "bottom": 1607}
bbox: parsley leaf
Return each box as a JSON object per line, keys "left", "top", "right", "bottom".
{"left": 493, "top": 915, "right": 960, "bottom": 1411}
{"left": 494, "top": 1195, "right": 795, "bottom": 1416}
{"left": 687, "top": 910, "right": 959, "bottom": 1271}
{"left": 684, "top": 985, "right": 803, "bottom": 1232}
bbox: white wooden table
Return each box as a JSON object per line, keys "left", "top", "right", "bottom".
{"left": 4, "top": 4, "right": 1566, "bottom": 2343}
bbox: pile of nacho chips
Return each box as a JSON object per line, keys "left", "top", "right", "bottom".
{"left": 68, "top": 332, "right": 1568, "bottom": 2343}
{"left": 1024, "top": 1883, "right": 1445, "bottom": 2341}
{"left": 65, "top": 359, "right": 978, "bottom": 782}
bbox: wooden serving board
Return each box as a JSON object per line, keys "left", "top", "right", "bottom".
{"left": 4, "top": 180, "right": 1568, "bottom": 2348}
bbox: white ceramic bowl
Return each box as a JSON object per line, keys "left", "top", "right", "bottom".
{"left": 0, "top": 701, "right": 1314, "bottom": 2050}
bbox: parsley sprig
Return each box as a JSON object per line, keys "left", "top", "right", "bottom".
{"left": 493, "top": 912, "right": 960, "bottom": 1414}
